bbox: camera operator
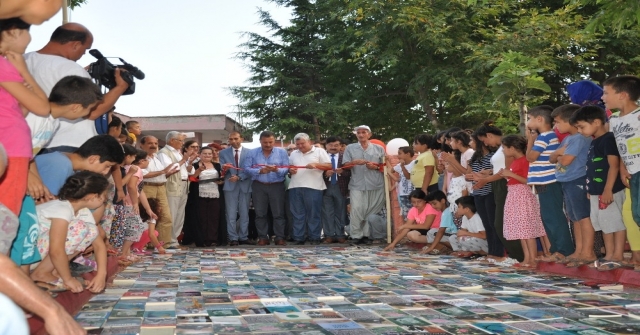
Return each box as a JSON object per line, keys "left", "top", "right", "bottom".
{"left": 25, "top": 22, "right": 129, "bottom": 153}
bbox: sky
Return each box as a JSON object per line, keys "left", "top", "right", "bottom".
{"left": 27, "top": 0, "right": 293, "bottom": 121}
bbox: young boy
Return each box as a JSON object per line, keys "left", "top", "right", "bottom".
{"left": 421, "top": 191, "right": 458, "bottom": 255}
{"left": 451, "top": 196, "right": 487, "bottom": 257}
{"left": 549, "top": 104, "right": 596, "bottom": 268}
{"left": 388, "top": 146, "right": 415, "bottom": 220}
{"left": 35, "top": 135, "right": 125, "bottom": 197}
{"left": 526, "top": 105, "right": 575, "bottom": 261}
{"left": 602, "top": 75, "right": 640, "bottom": 270}
{"left": 572, "top": 106, "right": 627, "bottom": 271}
{"left": 126, "top": 120, "right": 142, "bottom": 144}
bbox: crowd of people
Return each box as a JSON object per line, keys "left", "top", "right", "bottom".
{"left": 2, "top": 3, "right": 640, "bottom": 334}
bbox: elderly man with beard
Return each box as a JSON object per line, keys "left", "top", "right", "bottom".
{"left": 141, "top": 136, "right": 180, "bottom": 246}
{"left": 342, "top": 125, "right": 386, "bottom": 245}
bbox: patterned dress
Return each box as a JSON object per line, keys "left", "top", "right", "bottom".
{"left": 503, "top": 156, "right": 547, "bottom": 240}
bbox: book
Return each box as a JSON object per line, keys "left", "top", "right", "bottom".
{"left": 273, "top": 311, "right": 313, "bottom": 322}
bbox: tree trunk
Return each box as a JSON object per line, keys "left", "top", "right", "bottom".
{"left": 417, "top": 88, "right": 440, "bottom": 131}
{"left": 518, "top": 99, "right": 527, "bottom": 136}
{"left": 312, "top": 115, "right": 321, "bottom": 141}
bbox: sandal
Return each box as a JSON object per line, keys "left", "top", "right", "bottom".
{"left": 34, "top": 278, "right": 68, "bottom": 293}
{"left": 597, "top": 260, "right": 622, "bottom": 272}
{"left": 557, "top": 257, "right": 576, "bottom": 265}
{"left": 587, "top": 258, "right": 605, "bottom": 269}
{"left": 538, "top": 252, "right": 565, "bottom": 263}
{"left": 566, "top": 259, "right": 597, "bottom": 268}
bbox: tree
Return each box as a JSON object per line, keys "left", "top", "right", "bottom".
{"left": 231, "top": 0, "right": 354, "bottom": 140}
{"left": 487, "top": 51, "right": 551, "bottom": 135}
{"left": 569, "top": 0, "right": 640, "bottom": 34}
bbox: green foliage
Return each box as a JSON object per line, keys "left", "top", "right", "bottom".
{"left": 232, "top": 0, "right": 640, "bottom": 142}
{"left": 68, "top": 0, "right": 88, "bottom": 9}
{"left": 569, "top": 0, "right": 640, "bottom": 34}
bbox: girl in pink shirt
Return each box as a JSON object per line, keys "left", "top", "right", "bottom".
{"left": 384, "top": 189, "right": 441, "bottom": 251}
{"left": 0, "top": 18, "right": 49, "bottom": 215}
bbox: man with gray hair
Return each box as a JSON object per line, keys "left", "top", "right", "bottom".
{"left": 141, "top": 135, "right": 179, "bottom": 246}
{"left": 288, "top": 133, "right": 332, "bottom": 245}
{"left": 342, "top": 125, "right": 385, "bottom": 245}
{"left": 159, "top": 131, "right": 197, "bottom": 248}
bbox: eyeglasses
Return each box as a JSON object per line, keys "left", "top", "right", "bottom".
{"left": 189, "top": 145, "right": 199, "bottom": 148}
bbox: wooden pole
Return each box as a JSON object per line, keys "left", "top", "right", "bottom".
{"left": 62, "top": 0, "right": 69, "bottom": 24}
{"left": 384, "top": 157, "right": 392, "bottom": 243}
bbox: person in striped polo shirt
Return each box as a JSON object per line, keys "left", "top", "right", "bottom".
{"left": 525, "top": 105, "right": 575, "bottom": 262}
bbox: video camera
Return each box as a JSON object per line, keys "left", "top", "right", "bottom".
{"left": 87, "top": 49, "right": 145, "bottom": 95}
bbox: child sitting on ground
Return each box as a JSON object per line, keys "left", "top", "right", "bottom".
{"left": 383, "top": 189, "right": 441, "bottom": 251}
{"left": 421, "top": 190, "right": 458, "bottom": 255}
{"left": 30, "top": 171, "right": 109, "bottom": 293}
{"left": 132, "top": 198, "right": 165, "bottom": 254}
{"left": 451, "top": 196, "right": 487, "bottom": 258}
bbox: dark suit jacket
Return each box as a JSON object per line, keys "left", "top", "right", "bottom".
{"left": 324, "top": 152, "right": 350, "bottom": 197}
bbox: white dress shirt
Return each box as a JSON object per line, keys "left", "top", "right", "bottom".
{"left": 159, "top": 146, "right": 188, "bottom": 180}
{"left": 143, "top": 153, "right": 168, "bottom": 183}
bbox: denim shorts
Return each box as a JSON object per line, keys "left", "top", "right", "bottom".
{"left": 560, "top": 178, "right": 591, "bottom": 222}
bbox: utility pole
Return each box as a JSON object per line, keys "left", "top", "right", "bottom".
{"left": 62, "top": 0, "right": 69, "bottom": 24}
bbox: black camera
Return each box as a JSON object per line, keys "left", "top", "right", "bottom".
{"left": 87, "top": 49, "right": 145, "bottom": 95}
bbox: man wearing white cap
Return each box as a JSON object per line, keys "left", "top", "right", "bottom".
{"left": 342, "top": 125, "right": 386, "bottom": 245}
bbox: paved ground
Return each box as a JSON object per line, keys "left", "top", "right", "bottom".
{"left": 76, "top": 245, "right": 640, "bottom": 334}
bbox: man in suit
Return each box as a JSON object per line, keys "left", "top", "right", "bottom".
{"left": 220, "top": 131, "right": 254, "bottom": 246}
{"left": 322, "top": 136, "right": 351, "bottom": 243}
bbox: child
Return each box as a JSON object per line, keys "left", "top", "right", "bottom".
{"left": 131, "top": 198, "right": 165, "bottom": 254}
{"left": 499, "top": 135, "right": 547, "bottom": 268}
{"left": 35, "top": 135, "right": 125, "bottom": 197}
{"left": 411, "top": 134, "right": 439, "bottom": 193}
{"left": 604, "top": 75, "right": 640, "bottom": 270}
{"left": 526, "top": 105, "right": 575, "bottom": 262}
{"left": 383, "top": 189, "right": 441, "bottom": 251}
{"left": 108, "top": 144, "right": 139, "bottom": 251}
{"left": 441, "top": 130, "right": 475, "bottom": 177}
{"left": 0, "top": 0, "right": 62, "bottom": 24}
{"left": 451, "top": 196, "right": 487, "bottom": 257}
{"left": 0, "top": 18, "right": 49, "bottom": 216}
{"left": 549, "top": 104, "right": 597, "bottom": 268}
{"left": 30, "top": 171, "right": 109, "bottom": 294}
{"left": 572, "top": 106, "right": 628, "bottom": 271}
{"left": 120, "top": 149, "right": 156, "bottom": 263}
{"left": 388, "top": 146, "right": 415, "bottom": 219}
{"left": 445, "top": 160, "right": 471, "bottom": 229}
{"left": 421, "top": 191, "right": 458, "bottom": 255}
{"left": 126, "top": 120, "right": 142, "bottom": 144}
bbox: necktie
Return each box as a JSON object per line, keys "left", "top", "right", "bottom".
{"left": 330, "top": 154, "right": 337, "bottom": 185}
{"left": 235, "top": 149, "right": 239, "bottom": 167}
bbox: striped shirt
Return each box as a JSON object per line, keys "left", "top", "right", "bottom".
{"left": 527, "top": 131, "right": 559, "bottom": 185}
{"left": 470, "top": 151, "right": 494, "bottom": 196}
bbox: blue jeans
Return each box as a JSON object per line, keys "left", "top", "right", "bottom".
{"left": 290, "top": 187, "right": 324, "bottom": 241}
{"left": 536, "top": 182, "right": 575, "bottom": 256}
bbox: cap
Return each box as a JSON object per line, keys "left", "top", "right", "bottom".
{"left": 353, "top": 125, "right": 371, "bottom": 133}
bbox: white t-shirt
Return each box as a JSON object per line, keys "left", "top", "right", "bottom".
{"left": 491, "top": 146, "right": 506, "bottom": 175}
{"left": 393, "top": 160, "right": 416, "bottom": 196}
{"left": 461, "top": 213, "right": 484, "bottom": 234}
{"left": 288, "top": 146, "right": 331, "bottom": 190}
{"left": 24, "top": 52, "right": 96, "bottom": 149}
{"left": 460, "top": 148, "right": 475, "bottom": 169}
{"left": 610, "top": 108, "right": 640, "bottom": 174}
